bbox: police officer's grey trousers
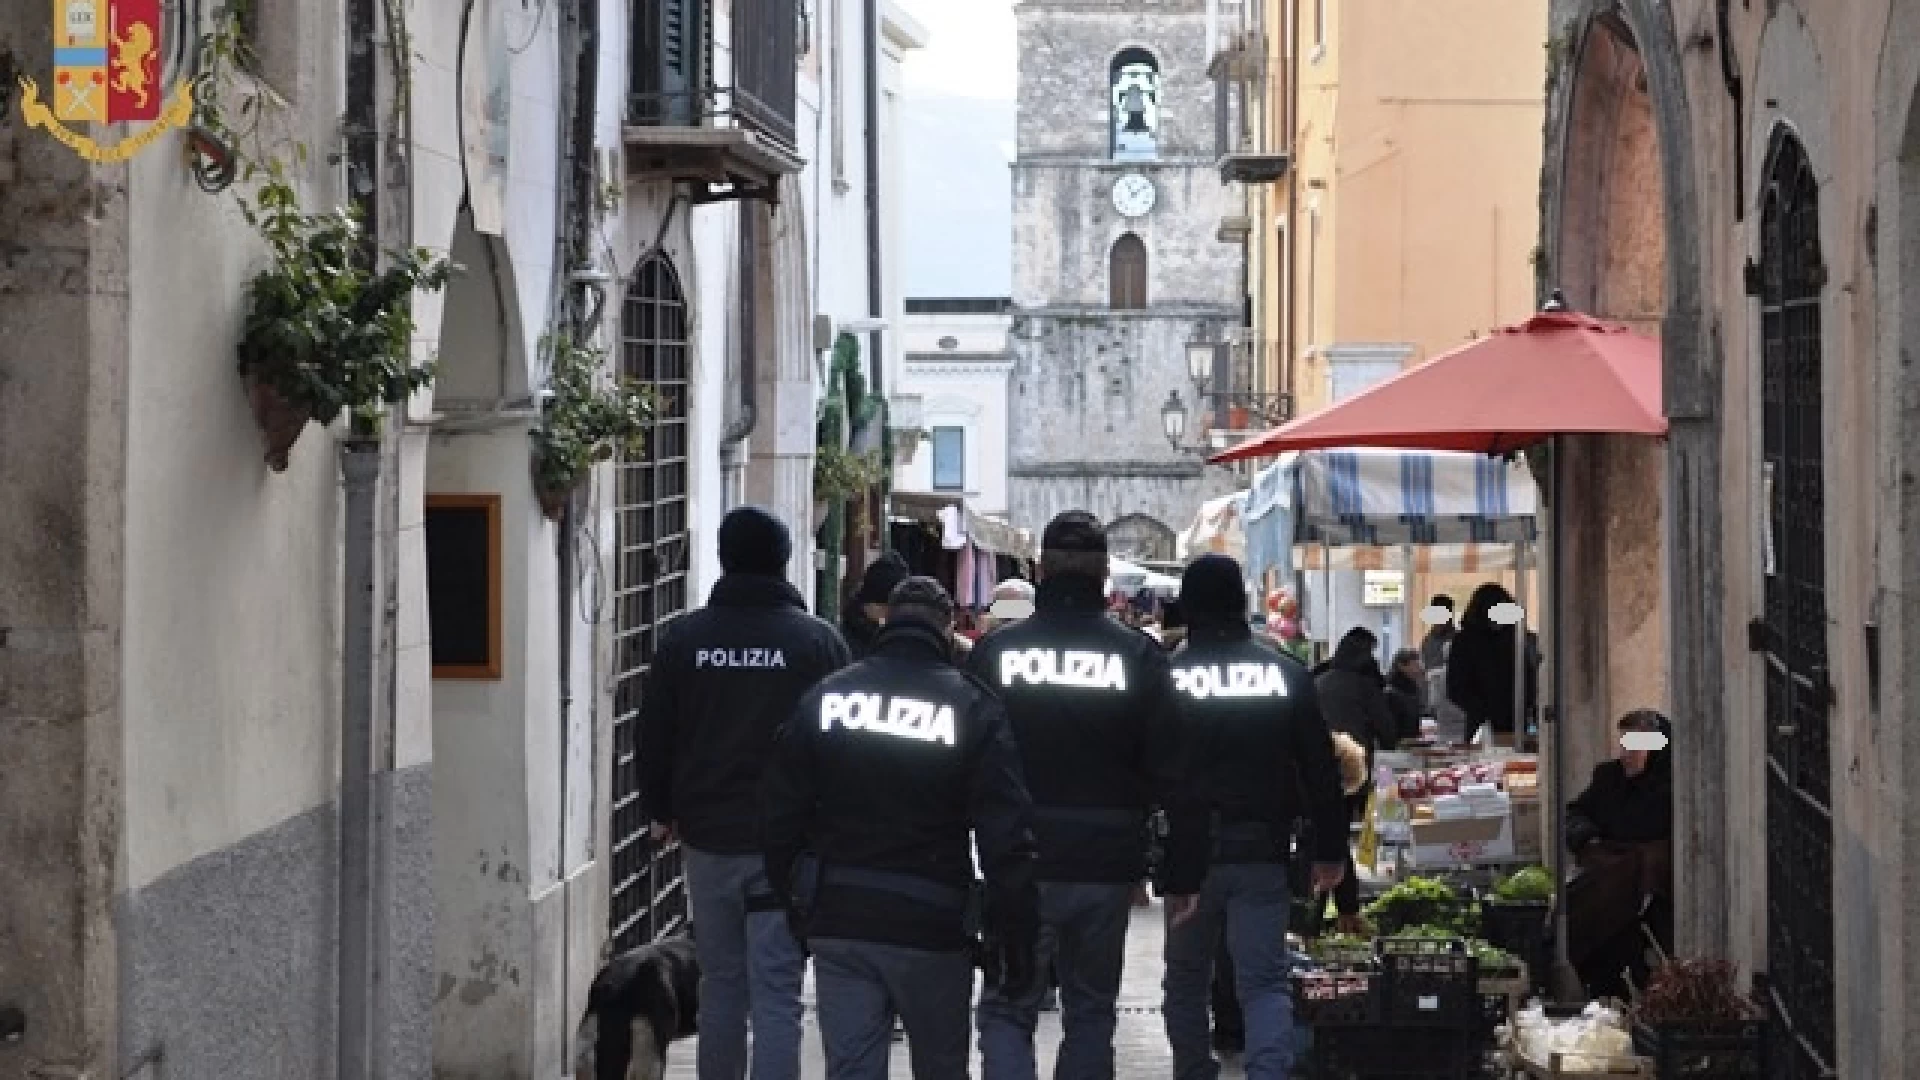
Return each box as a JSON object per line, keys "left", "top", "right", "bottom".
{"left": 977, "top": 881, "right": 1134, "bottom": 1080}
{"left": 684, "top": 846, "right": 807, "bottom": 1080}
{"left": 1161, "top": 862, "right": 1296, "bottom": 1080}
{"left": 812, "top": 938, "right": 974, "bottom": 1080}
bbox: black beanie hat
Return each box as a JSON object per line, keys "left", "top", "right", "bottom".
{"left": 718, "top": 506, "right": 792, "bottom": 575}
{"left": 855, "top": 552, "right": 911, "bottom": 606}
{"left": 1042, "top": 511, "right": 1108, "bottom": 554}
{"left": 1180, "top": 554, "right": 1248, "bottom": 622}
{"left": 887, "top": 575, "right": 956, "bottom": 629}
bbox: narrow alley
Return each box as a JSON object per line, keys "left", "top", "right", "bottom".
{"left": 665, "top": 906, "right": 1215, "bottom": 1080}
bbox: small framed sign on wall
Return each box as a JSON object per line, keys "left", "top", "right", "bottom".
{"left": 425, "top": 493, "right": 503, "bottom": 680}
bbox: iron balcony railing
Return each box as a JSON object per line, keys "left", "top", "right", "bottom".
{"left": 627, "top": 0, "right": 798, "bottom": 152}
{"left": 1201, "top": 340, "right": 1293, "bottom": 432}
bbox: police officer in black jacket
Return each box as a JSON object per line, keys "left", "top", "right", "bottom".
{"left": 1159, "top": 555, "right": 1349, "bottom": 1080}
{"left": 762, "top": 577, "right": 1040, "bottom": 1080}
{"left": 968, "top": 511, "right": 1190, "bottom": 1080}
{"left": 639, "top": 506, "right": 852, "bottom": 1080}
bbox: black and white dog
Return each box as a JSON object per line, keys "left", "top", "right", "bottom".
{"left": 573, "top": 932, "right": 700, "bottom": 1080}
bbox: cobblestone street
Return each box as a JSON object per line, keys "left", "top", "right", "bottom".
{"left": 666, "top": 903, "right": 1232, "bottom": 1080}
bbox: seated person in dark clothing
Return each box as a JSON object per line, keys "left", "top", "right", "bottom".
{"left": 1565, "top": 708, "right": 1674, "bottom": 1000}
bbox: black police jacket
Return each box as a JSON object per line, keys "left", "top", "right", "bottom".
{"left": 638, "top": 574, "right": 852, "bottom": 854}
{"left": 1160, "top": 623, "right": 1352, "bottom": 896}
{"left": 965, "top": 575, "right": 1182, "bottom": 883}
{"left": 761, "top": 620, "right": 1040, "bottom": 952}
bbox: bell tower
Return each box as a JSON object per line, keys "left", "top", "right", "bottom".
{"left": 1006, "top": 0, "right": 1242, "bottom": 562}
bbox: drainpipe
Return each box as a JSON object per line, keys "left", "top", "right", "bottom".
{"left": 863, "top": 0, "right": 885, "bottom": 549}
{"left": 556, "top": 0, "right": 599, "bottom": 1013}
{"left": 720, "top": 201, "right": 760, "bottom": 472}
{"left": 338, "top": 0, "right": 382, "bottom": 1069}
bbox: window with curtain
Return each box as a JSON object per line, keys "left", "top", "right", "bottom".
{"left": 931, "top": 427, "right": 965, "bottom": 490}
{"left": 1110, "top": 233, "right": 1148, "bottom": 309}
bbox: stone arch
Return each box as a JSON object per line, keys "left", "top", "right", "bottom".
{"left": 1544, "top": 0, "right": 1718, "bottom": 955}
{"left": 1107, "top": 513, "right": 1175, "bottom": 563}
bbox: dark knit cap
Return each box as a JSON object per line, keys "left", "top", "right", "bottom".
{"left": 1042, "top": 511, "right": 1108, "bottom": 554}
{"left": 1180, "top": 554, "right": 1248, "bottom": 621}
{"left": 718, "top": 506, "right": 792, "bottom": 575}
{"left": 888, "top": 575, "right": 955, "bottom": 628}
{"left": 855, "top": 553, "right": 912, "bottom": 606}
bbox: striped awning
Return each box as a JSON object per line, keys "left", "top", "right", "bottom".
{"left": 1292, "top": 448, "right": 1537, "bottom": 547}
{"left": 1292, "top": 543, "right": 1525, "bottom": 573}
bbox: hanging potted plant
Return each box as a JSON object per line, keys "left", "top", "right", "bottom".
{"left": 813, "top": 442, "right": 882, "bottom": 531}
{"left": 236, "top": 181, "right": 454, "bottom": 467}
{"left": 529, "top": 333, "right": 655, "bottom": 521}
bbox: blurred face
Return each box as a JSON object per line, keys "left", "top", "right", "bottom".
{"left": 1618, "top": 722, "right": 1656, "bottom": 775}
{"left": 1397, "top": 655, "right": 1423, "bottom": 680}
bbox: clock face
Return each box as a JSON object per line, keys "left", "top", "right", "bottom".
{"left": 1112, "top": 173, "right": 1156, "bottom": 218}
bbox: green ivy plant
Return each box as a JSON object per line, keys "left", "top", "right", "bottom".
{"left": 236, "top": 180, "right": 454, "bottom": 440}
{"left": 530, "top": 334, "right": 656, "bottom": 512}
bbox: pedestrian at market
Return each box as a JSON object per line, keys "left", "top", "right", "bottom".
{"left": 1445, "top": 581, "right": 1535, "bottom": 747}
{"left": 969, "top": 511, "right": 1188, "bottom": 1080}
{"left": 762, "top": 576, "right": 1040, "bottom": 1080}
{"left": 1315, "top": 627, "right": 1400, "bottom": 759}
{"left": 639, "top": 505, "right": 853, "bottom": 1080}
{"left": 1418, "top": 593, "right": 1456, "bottom": 671}
{"left": 1159, "top": 554, "right": 1349, "bottom": 1080}
{"left": 842, "top": 552, "right": 911, "bottom": 660}
{"left": 1384, "top": 648, "right": 1426, "bottom": 745}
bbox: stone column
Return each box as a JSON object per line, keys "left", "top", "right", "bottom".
{"left": 748, "top": 181, "right": 821, "bottom": 609}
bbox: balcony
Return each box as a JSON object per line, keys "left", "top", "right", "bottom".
{"left": 1199, "top": 340, "right": 1294, "bottom": 437}
{"left": 625, "top": 0, "right": 804, "bottom": 204}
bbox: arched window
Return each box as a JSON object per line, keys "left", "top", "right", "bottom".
{"left": 1756, "top": 127, "right": 1835, "bottom": 1080}
{"left": 1110, "top": 233, "right": 1147, "bottom": 309}
{"left": 1111, "top": 48, "right": 1160, "bottom": 159}
{"left": 610, "top": 249, "right": 693, "bottom": 951}
{"left": 1107, "top": 514, "right": 1176, "bottom": 563}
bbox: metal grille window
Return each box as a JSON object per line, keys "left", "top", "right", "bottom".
{"left": 1758, "top": 129, "right": 1835, "bottom": 1080}
{"left": 609, "top": 252, "right": 694, "bottom": 951}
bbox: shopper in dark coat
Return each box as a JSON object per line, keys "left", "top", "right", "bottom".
{"left": 1418, "top": 594, "right": 1456, "bottom": 671}
{"left": 1384, "top": 649, "right": 1426, "bottom": 746}
{"left": 1314, "top": 628, "right": 1399, "bottom": 756}
{"left": 840, "top": 552, "right": 910, "bottom": 660}
{"left": 1445, "top": 582, "right": 1536, "bottom": 745}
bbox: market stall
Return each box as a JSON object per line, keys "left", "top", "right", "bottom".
{"left": 887, "top": 491, "right": 1034, "bottom": 621}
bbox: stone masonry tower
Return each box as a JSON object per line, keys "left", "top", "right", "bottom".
{"left": 1007, "top": 0, "right": 1242, "bottom": 562}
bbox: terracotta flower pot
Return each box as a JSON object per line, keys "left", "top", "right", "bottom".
{"left": 245, "top": 372, "right": 311, "bottom": 473}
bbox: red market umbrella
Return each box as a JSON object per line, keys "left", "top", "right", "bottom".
{"left": 1210, "top": 305, "right": 1665, "bottom": 463}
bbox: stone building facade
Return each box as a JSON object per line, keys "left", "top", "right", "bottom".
{"left": 1007, "top": 0, "right": 1242, "bottom": 555}
{"left": 1541, "top": 0, "right": 1920, "bottom": 1075}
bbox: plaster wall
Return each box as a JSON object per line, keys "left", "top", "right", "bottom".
{"left": 1544, "top": 0, "right": 1920, "bottom": 1071}
{"left": 896, "top": 308, "right": 1014, "bottom": 516}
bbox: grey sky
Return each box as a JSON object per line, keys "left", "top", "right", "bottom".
{"left": 898, "top": 0, "right": 1017, "bottom": 298}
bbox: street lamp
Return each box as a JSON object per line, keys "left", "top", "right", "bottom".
{"left": 1161, "top": 390, "right": 1188, "bottom": 450}
{"left": 1186, "top": 340, "right": 1216, "bottom": 388}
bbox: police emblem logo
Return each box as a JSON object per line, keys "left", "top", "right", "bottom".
{"left": 17, "top": 0, "right": 195, "bottom": 162}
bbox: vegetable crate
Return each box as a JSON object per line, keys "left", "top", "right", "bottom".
{"left": 1510, "top": 1048, "right": 1655, "bottom": 1078}
{"left": 1629, "top": 1019, "right": 1764, "bottom": 1078}
{"left": 1291, "top": 970, "right": 1379, "bottom": 1027}
{"left": 1376, "top": 936, "right": 1480, "bottom": 1029}
{"left": 1300, "top": 1025, "right": 1481, "bottom": 1079}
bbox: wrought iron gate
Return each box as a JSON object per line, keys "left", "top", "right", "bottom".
{"left": 609, "top": 251, "right": 694, "bottom": 951}
{"left": 1757, "top": 130, "right": 1836, "bottom": 1080}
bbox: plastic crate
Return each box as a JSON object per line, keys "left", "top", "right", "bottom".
{"left": 1375, "top": 937, "right": 1480, "bottom": 1029}
{"left": 1480, "top": 900, "right": 1550, "bottom": 954}
{"left": 1291, "top": 970, "right": 1379, "bottom": 1027}
{"left": 1629, "top": 1019, "right": 1764, "bottom": 1078}
{"left": 1304, "top": 1025, "right": 1480, "bottom": 1079}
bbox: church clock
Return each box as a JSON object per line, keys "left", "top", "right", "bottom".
{"left": 1111, "top": 173, "right": 1156, "bottom": 218}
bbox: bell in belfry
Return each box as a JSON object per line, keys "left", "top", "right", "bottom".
{"left": 1121, "top": 86, "right": 1150, "bottom": 133}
